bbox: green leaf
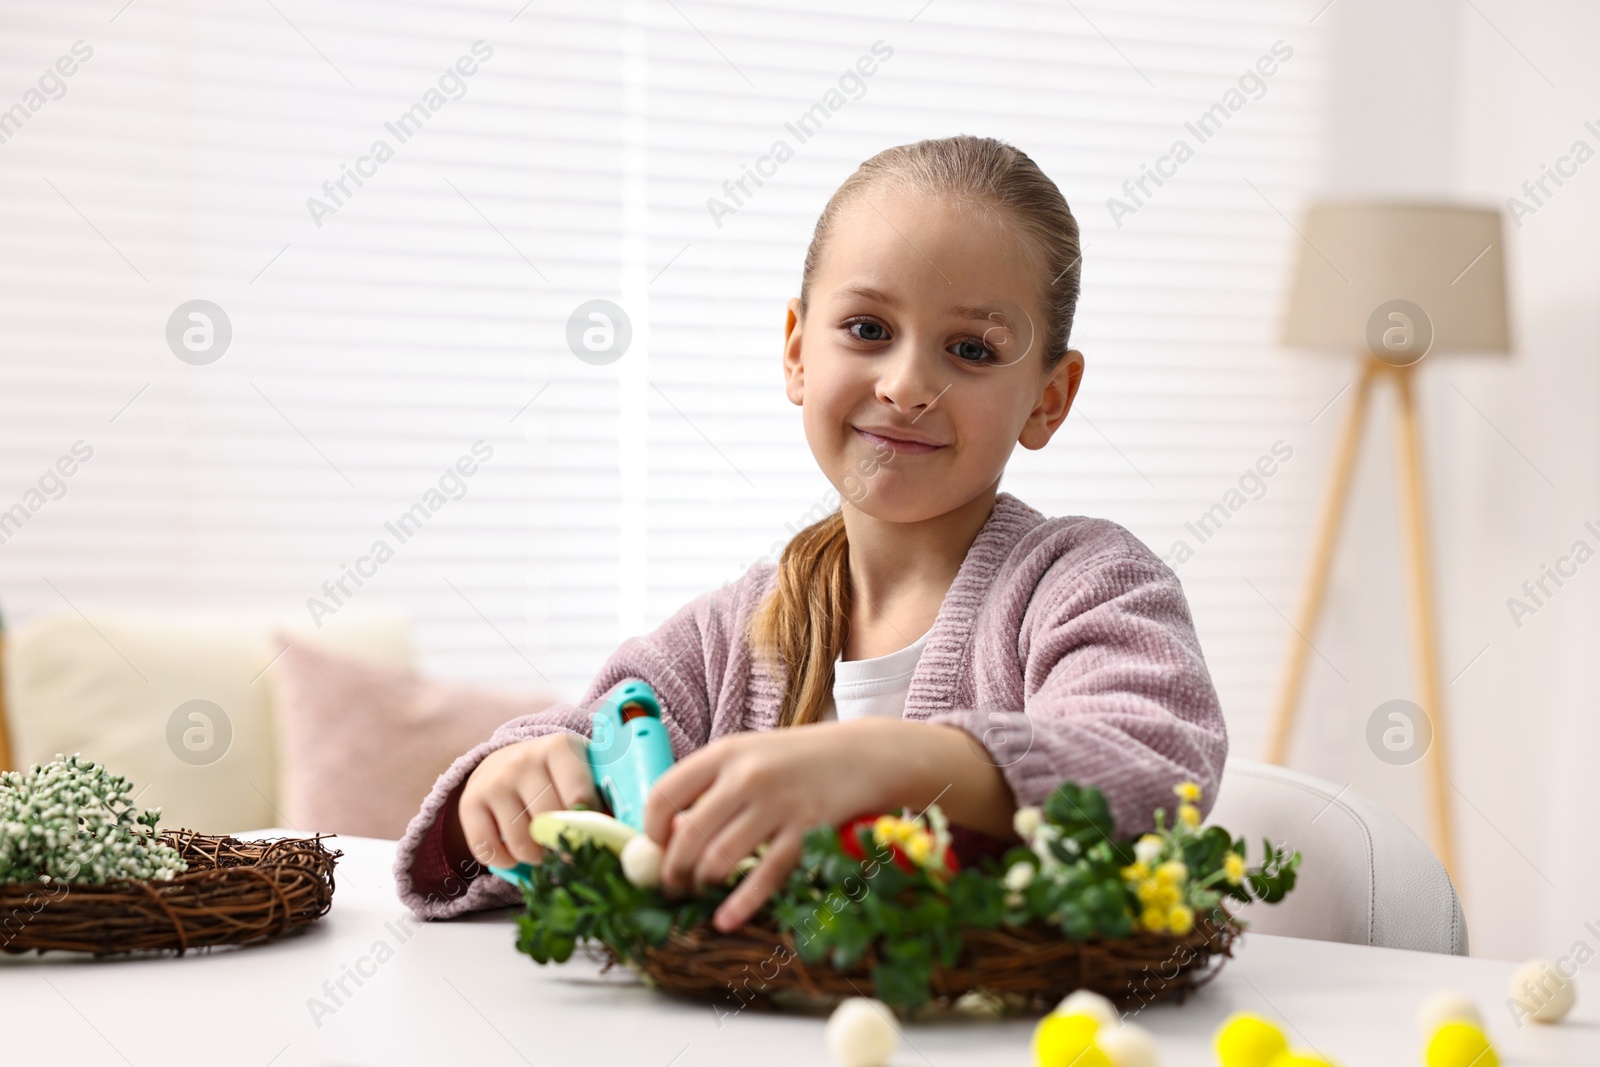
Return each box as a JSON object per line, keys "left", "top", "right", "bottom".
{"left": 632, "top": 907, "right": 673, "bottom": 945}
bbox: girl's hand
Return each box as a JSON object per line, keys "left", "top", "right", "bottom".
{"left": 451, "top": 733, "right": 601, "bottom": 870}
{"left": 642, "top": 723, "right": 901, "bottom": 933}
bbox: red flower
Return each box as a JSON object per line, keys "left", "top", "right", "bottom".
{"left": 837, "top": 814, "right": 960, "bottom": 878}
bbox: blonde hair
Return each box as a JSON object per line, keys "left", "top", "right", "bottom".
{"left": 748, "top": 134, "right": 1083, "bottom": 727}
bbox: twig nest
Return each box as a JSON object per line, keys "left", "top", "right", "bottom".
{"left": 1417, "top": 990, "right": 1483, "bottom": 1036}
{"left": 1055, "top": 989, "right": 1118, "bottom": 1029}
{"left": 1507, "top": 958, "right": 1576, "bottom": 1023}
{"left": 1097, "top": 1021, "right": 1160, "bottom": 1067}
{"left": 620, "top": 834, "right": 663, "bottom": 889}
{"left": 826, "top": 997, "right": 899, "bottom": 1067}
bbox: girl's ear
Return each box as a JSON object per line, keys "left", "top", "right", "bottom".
{"left": 782, "top": 297, "right": 805, "bottom": 406}
{"left": 1019, "top": 348, "right": 1085, "bottom": 450}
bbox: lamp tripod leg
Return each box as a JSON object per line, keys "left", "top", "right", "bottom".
{"left": 1265, "top": 357, "right": 1381, "bottom": 765}
{"left": 1392, "top": 364, "right": 1460, "bottom": 892}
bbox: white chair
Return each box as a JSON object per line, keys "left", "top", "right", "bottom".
{"left": 1205, "top": 757, "right": 1468, "bottom": 955}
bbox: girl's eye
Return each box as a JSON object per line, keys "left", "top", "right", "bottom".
{"left": 951, "top": 337, "right": 998, "bottom": 364}
{"left": 841, "top": 318, "right": 998, "bottom": 364}
{"left": 844, "top": 318, "right": 890, "bottom": 343}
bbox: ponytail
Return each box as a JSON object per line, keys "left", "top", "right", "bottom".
{"left": 746, "top": 508, "right": 851, "bottom": 727}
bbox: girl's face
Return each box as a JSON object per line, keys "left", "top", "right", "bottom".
{"left": 782, "top": 187, "right": 1084, "bottom": 524}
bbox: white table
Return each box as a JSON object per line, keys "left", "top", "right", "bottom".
{"left": 1, "top": 830, "right": 1594, "bottom": 1066}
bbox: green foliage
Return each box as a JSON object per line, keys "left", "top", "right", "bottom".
{"left": 515, "top": 782, "right": 1303, "bottom": 1013}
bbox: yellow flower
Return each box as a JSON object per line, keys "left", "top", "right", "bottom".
{"left": 1120, "top": 861, "right": 1150, "bottom": 883}
{"left": 1223, "top": 851, "right": 1246, "bottom": 886}
{"left": 1140, "top": 906, "right": 1167, "bottom": 933}
{"left": 1167, "top": 904, "right": 1195, "bottom": 935}
{"left": 902, "top": 832, "right": 933, "bottom": 865}
{"left": 1156, "top": 860, "right": 1187, "bottom": 884}
{"left": 1156, "top": 884, "right": 1180, "bottom": 909}
{"left": 1178, "top": 803, "right": 1201, "bottom": 829}
{"left": 1136, "top": 880, "right": 1161, "bottom": 905}
{"left": 1173, "top": 780, "right": 1202, "bottom": 803}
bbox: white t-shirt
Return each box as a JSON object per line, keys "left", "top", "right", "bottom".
{"left": 818, "top": 627, "right": 933, "bottom": 722}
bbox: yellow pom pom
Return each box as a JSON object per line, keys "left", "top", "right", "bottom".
{"left": 1178, "top": 803, "right": 1201, "bottom": 828}
{"left": 1139, "top": 906, "right": 1167, "bottom": 933}
{"left": 1167, "top": 904, "right": 1195, "bottom": 936}
{"left": 1266, "top": 1054, "right": 1339, "bottom": 1067}
{"left": 1425, "top": 1021, "right": 1498, "bottom": 1067}
{"left": 1174, "top": 780, "right": 1201, "bottom": 803}
{"left": 1215, "top": 1012, "right": 1288, "bottom": 1067}
{"left": 1033, "top": 1012, "right": 1110, "bottom": 1067}
{"left": 1224, "top": 852, "right": 1246, "bottom": 885}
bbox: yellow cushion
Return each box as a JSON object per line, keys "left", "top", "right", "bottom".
{"left": 4, "top": 611, "right": 411, "bottom": 834}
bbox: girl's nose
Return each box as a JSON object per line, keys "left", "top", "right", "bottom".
{"left": 874, "top": 341, "right": 947, "bottom": 413}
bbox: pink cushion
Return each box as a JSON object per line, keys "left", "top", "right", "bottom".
{"left": 268, "top": 634, "right": 563, "bottom": 839}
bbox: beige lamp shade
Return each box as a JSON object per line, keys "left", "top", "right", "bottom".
{"left": 1281, "top": 201, "right": 1511, "bottom": 360}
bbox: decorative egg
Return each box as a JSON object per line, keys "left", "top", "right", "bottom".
{"left": 1054, "top": 989, "right": 1118, "bottom": 1029}
{"left": 1033, "top": 1011, "right": 1109, "bottom": 1067}
{"left": 1215, "top": 1012, "right": 1288, "bottom": 1067}
{"left": 825, "top": 997, "right": 900, "bottom": 1067}
{"left": 1096, "top": 1021, "right": 1159, "bottom": 1067}
{"left": 1424, "top": 1021, "right": 1498, "bottom": 1067}
{"left": 1507, "top": 958, "right": 1576, "bottom": 1023}
{"left": 1417, "top": 990, "right": 1483, "bottom": 1037}
{"left": 619, "top": 834, "right": 663, "bottom": 888}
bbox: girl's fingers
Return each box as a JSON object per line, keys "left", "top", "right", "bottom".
{"left": 544, "top": 735, "right": 597, "bottom": 810}
{"left": 660, "top": 799, "right": 733, "bottom": 893}
{"left": 456, "top": 798, "right": 506, "bottom": 871}
{"left": 714, "top": 825, "right": 804, "bottom": 933}
{"left": 489, "top": 789, "right": 545, "bottom": 867}
{"left": 643, "top": 743, "right": 728, "bottom": 848}
{"left": 692, "top": 804, "right": 777, "bottom": 890}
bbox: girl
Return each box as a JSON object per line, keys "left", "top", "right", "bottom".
{"left": 395, "top": 134, "right": 1227, "bottom": 933}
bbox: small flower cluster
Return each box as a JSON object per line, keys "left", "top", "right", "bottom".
{"left": 839, "top": 805, "right": 958, "bottom": 880}
{"left": 0, "top": 754, "right": 186, "bottom": 886}
{"left": 1003, "top": 779, "right": 1293, "bottom": 943}
{"left": 1119, "top": 781, "right": 1246, "bottom": 935}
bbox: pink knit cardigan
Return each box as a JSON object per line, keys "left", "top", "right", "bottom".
{"left": 394, "top": 491, "right": 1228, "bottom": 919}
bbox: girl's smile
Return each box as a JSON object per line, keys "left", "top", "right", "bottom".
{"left": 852, "top": 424, "right": 947, "bottom": 454}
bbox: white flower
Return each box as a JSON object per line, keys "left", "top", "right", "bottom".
{"left": 1012, "top": 806, "right": 1042, "bottom": 841}
{"left": 0, "top": 754, "right": 185, "bottom": 886}
{"left": 1003, "top": 863, "right": 1034, "bottom": 892}
{"left": 1133, "top": 834, "right": 1163, "bottom": 867}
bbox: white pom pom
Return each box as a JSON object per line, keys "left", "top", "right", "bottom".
{"left": 1097, "top": 1021, "right": 1160, "bottom": 1067}
{"left": 825, "top": 997, "right": 899, "bottom": 1067}
{"left": 1508, "top": 959, "right": 1577, "bottom": 1023}
{"left": 1417, "top": 989, "right": 1483, "bottom": 1036}
{"left": 620, "top": 834, "right": 663, "bottom": 889}
{"left": 1054, "top": 988, "right": 1118, "bottom": 1029}
{"left": 1013, "top": 806, "right": 1043, "bottom": 840}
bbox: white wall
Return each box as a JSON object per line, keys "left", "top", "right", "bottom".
{"left": 1288, "top": 0, "right": 1600, "bottom": 961}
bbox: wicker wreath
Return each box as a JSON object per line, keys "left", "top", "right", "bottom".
{"left": 0, "top": 830, "right": 341, "bottom": 957}
{"left": 596, "top": 908, "right": 1240, "bottom": 1017}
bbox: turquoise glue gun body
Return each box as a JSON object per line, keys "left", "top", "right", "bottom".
{"left": 488, "top": 679, "right": 674, "bottom": 890}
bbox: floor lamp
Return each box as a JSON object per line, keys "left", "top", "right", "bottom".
{"left": 1265, "top": 202, "right": 1511, "bottom": 891}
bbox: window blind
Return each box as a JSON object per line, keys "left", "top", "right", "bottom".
{"left": 0, "top": 1, "right": 1331, "bottom": 747}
